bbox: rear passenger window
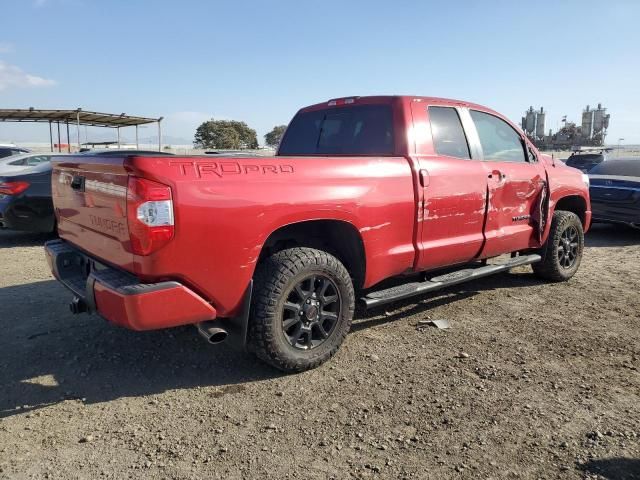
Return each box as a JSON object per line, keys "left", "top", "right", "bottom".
{"left": 470, "top": 110, "right": 526, "bottom": 162}
{"left": 428, "top": 107, "right": 471, "bottom": 159}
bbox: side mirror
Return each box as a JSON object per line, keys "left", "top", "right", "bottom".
{"left": 522, "top": 139, "right": 538, "bottom": 163}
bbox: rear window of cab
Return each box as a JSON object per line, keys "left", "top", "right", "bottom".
{"left": 278, "top": 105, "right": 394, "bottom": 156}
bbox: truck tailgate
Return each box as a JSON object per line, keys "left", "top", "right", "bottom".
{"left": 52, "top": 156, "right": 133, "bottom": 270}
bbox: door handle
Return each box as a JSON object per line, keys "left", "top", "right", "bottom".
{"left": 488, "top": 170, "right": 506, "bottom": 181}
{"left": 71, "top": 175, "right": 85, "bottom": 191}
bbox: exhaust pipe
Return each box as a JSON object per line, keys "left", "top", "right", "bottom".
{"left": 196, "top": 320, "right": 229, "bottom": 345}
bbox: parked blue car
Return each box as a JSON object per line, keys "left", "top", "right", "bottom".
{"left": 589, "top": 158, "right": 640, "bottom": 229}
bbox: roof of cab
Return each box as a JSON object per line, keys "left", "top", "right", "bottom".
{"left": 298, "top": 95, "right": 496, "bottom": 115}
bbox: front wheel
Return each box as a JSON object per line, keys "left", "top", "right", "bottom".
{"left": 248, "top": 247, "right": 355, "bottom": 373}
{"left": 532, "top": 210, "right": 584, "bottom": 282}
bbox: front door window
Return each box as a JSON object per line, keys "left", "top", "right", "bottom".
{"left": 470, "top": 110, "right": 526, "bottom": 163}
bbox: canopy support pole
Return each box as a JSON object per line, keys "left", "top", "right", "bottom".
{"left": 57, "top": 122, "right": 61, "bottom": 153}
{"left": 135, "top": 125, "right": 139, "bottom": 149}
{"left": 76, "top": 110, "right": 81, "bottom": 150}
{"left": 49, "top": 121, "right": 53, "bottom": 153}
{"left": 66, "top": 121, "right": 71, "bottom": 153}
{"left": 157, "top": 117, "right": 163, "bottom": 152}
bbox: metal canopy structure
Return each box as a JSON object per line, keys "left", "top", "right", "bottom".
{"left": 0, "top": 108, "right": 164, "bottom": 152}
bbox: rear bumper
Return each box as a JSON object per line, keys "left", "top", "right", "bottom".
{"left": 44, "top": 239, "right": 217, "bottom": 330}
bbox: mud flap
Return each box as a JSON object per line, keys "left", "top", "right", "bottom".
{"left": 225, "top": 280, "right": 253, "bottom": 351}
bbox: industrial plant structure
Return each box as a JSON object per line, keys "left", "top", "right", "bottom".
{"left": 522, "top": 103, "right": 610, "bottom": 150}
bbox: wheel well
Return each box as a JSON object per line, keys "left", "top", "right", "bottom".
{"left": 555, "top": 195, "right": 587, "bottom": 226}
{"left": 259, "top": 220, "right": 366, "bottom": 290}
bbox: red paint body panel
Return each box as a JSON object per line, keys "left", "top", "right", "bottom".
{"left": 93, "top": 281, "right": 217, "bottom": 331}
{"left": 127, "top": 154, "right": 417, "bottom": 314}
{"left": 409, "top": 101, "right": 488, "bottom": 270}
{"left": 480, "top": 159, "right": 547, "bottom": 258}
{"left": 52, "top": 157, "right": 133, "bottom": 269}
{"left": 49, "top": 96, "right": 591, "bottom": 331}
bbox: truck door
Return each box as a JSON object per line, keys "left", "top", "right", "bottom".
{"left": 465, "top": 109, "right": 547, "bottom": 258}
{"left": 410, "top": 101, "right": 488, "bottom": 271}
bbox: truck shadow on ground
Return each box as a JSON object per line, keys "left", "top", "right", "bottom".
{"left": 0, "top": 230, "right": 56, "bottom": 249}
{"left": 0, "top": 280, "right": 280, "bottom": 419}
{"left": 0, "top": 266, "right": 548, "bottom": 419}
{"left": 579, "top": 457, "right": 640, "bottom": 480}
{"left": 3, "top": 223, "right": 636, "bottom": 419}
{"left": 0, "top": 222, "right": 636, "bottom": 418}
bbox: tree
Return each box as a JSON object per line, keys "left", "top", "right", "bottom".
{"left": 264, "top": 125, "right": 287, "bottom": 148}
{"left": 194, "top": 120, "right": 258, "bottom": 149}
{"left": 229, "top": 120, "right": 259, "bottom": 149}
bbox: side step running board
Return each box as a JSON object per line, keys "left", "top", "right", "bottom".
{"left": 360, "top": 254, "right": 541, "bottom": 309}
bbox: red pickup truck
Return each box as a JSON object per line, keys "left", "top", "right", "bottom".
{"left": 45, "top": 96, "right": 591, "bottom": 372}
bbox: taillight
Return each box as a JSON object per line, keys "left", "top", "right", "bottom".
{"left": 0, "top": 181, "right": 30, "bottom": 196}
{"left": 126, "top": 177, "right": 174, "bottom": 255}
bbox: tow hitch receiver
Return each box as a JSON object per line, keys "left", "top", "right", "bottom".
{"left": 69, "top": 296, "right": 88, "bottom": 315}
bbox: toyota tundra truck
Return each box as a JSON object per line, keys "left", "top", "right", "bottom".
{"left": 45, "top": 96, "right": 591, "bottom": 372}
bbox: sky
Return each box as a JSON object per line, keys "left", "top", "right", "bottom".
{"left": 0, "top": 0, "right": 639, "bottom": 146}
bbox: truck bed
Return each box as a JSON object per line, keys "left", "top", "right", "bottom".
{"left": 51, "top": 153, "right": 416, "bottom": 316}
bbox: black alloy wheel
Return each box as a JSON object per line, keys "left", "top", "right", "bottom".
{"left": 532, "top": 210, "right": 584, "bottom": 282}
{"left": 558, "top": 224, "right": 579, "bottom": 269}
{"left": 282, "top": 274, "right": 341, "bottom": 350}
{"left": 248, "top": 247, "right": 355, "bottom": 372}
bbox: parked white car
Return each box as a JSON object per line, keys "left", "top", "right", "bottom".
{"left": 0, "top": 153, "right": 53, "bottom": 175}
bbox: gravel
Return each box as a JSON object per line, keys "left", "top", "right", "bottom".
{"left": 0, "top": 224, "right": 639, "bottom": 479}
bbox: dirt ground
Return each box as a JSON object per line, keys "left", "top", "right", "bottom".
{"left": 0, "top": 225, "right": 638, "bottom": 480}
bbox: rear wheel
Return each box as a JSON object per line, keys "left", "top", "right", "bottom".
{"left": 532, "top": 210, "right": 584, "bottom": 282}
{"left": 248, "top": 247, "right": 355, "bottom": 372}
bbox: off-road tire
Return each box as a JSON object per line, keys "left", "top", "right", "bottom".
{"left": 532, "top": 210, "right": 584, "bottom": 282}
{"left": 248, "top": 247, "right": 355, "bottom": 373}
